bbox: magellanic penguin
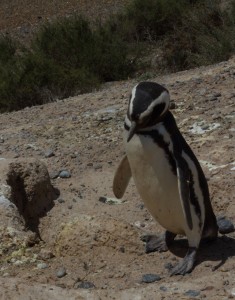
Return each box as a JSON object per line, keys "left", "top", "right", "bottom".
{"left": 113, "top": 81, "right": 219, "bottom": 276}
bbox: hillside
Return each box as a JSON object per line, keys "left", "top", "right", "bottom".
{"left": 0, "top": 55, "right": 234, "bottom": 299}
{"left": 0, "top": 0, "right": 130, "bottom": 40}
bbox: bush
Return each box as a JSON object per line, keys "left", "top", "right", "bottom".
{"left": 107, "top": 0, "right": 191, "bottom": 42}
{"left": 162, "top": 0, "right": 235, "bottom": 70}
{"left": 0, "top": 16, "right": 135, "bottom": 112}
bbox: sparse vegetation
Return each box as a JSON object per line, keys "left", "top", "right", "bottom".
{"left": 0, "top": 0, "right": 235, "bottom": 112}
{"left": 0, "top": 16, "right": 135, "bottom": 112}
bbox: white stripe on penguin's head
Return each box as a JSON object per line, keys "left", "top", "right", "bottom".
{"left": 128, "top": 84, "right": 138, "bottom": 117}
{"left": 139, "top": 90, "right": 170, "bottom": 122}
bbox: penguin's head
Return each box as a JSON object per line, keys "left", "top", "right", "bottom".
{"left": 127, "top": 82, "right": 170, "bottom": 142}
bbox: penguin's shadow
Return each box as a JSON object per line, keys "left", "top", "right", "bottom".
{"left": 169, "top": 235, "right": 235, "bottom": 270}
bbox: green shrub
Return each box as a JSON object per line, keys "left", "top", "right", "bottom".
{"left": 0, "top": 16, "right": 135, "bottom": 112}
{"left": 162, "top": 0, "right": 235, "bottom": 70}
{"left": 107, "top": 0, "right": 191, "bottom": 42}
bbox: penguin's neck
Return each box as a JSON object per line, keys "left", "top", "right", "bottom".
{"left": 124, "top": 111, "right": 176, "bottom": 134}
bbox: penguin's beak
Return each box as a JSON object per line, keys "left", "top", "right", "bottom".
{"left": 127, "top": 121, "right": 137, "bottom": 142}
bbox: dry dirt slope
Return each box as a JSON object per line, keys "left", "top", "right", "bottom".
{"left": 0, "top": 57, "right": 234, "bottom": 299}
{"left": 0, "top": 0, "right": 131, "bottom": 40}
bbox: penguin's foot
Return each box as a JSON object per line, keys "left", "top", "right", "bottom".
{"left": 170, "top": 247, "right": 197, "bottom": 276}
{"left": 141, "top": 231, "right": 176, "bottom": 253}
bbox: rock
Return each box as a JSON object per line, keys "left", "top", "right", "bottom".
{"left": 74, "top": 281, "right": 95, "bottom": 289}
{"left": 184, "top": 290, "right": 200, "bottom": 297}
{"left": 98, "top": 196, "right": 125, "bottom": 205}
{"left": 37, "top": 263, "right": 48, "bottom": 269}
{"left": 56, "top": 267, "right": 67, "bottom": 278}
{"left": 201, "top": 124, "right": 209, "bottom": 130}
{"left": 94, "top": 163, "right": 102, "bottom": 170}
{"left": 217, "top": 216, "right": 235, "bottom": 234}
{"left": 208, "top": 96, "right": 218, "bottom": 101}
{"left": 58, "top": 198, "right": 65, "bottom": 203}
{"left": 44, "top": 150, "right": 55, "bottom": 158}
{"left": 38, "top": 249, "right": 54, "bottom": 260}
{"left": 59, "top": 170, "right": 71, "bottom": 178}
{"left": 141, "top": 274, "right": 161, "bottom": 283}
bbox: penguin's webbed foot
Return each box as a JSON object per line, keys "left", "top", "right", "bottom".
{"left": 141, "top": 231, "right": 176, "bottom": 253}
{"left": 170, "top": 247, "right": 197, "bottom": 276}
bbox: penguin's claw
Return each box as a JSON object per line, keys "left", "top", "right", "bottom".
{"left": 170, "top": 247, "right": 197, "bottom": 276}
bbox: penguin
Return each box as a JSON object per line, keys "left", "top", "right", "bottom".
{"left": 113, "top": 81, "right": 221, "bottom": 275}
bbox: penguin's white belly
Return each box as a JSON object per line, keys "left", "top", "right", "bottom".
{"left": 125, "top": 133, "right": 186, "bottom": 234}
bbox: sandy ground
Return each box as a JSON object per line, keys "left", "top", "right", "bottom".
{"left": 0, "top": 57, "right": 234, "bottom": 299}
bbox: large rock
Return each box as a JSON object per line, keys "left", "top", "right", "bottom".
{"left": 0, "top": 158, "right": 57, "bottom": 230}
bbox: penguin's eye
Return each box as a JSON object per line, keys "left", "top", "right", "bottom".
{"left": 135, "top": 113, "right": 140, "bottom": 121}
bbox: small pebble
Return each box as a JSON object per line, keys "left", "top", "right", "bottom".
{"left": 201, "top": 124, "right": 209, "bottom": 130}
{"left": 99, "top": 196, "right": 107, "bottom": 203}
{"left": 14, "top": 260, "right": 24, "bottom": 266}
{"left": 58, "top": 198, "right": 65, "bottom": 203}
{"left": 184, "top": 290, "right": 200, "bottom": 297}
{"left": 217, "top": 216, "right": 235, "bottom": 234}
{"left": 37, "top": 263, "right": 48, "bottom": 269}
{"left": 56, "top": 267, "right": 67, "bottom": 278}
{"left": 160, "top": 286, "right": 168, "bottom": 292}
{"left": 209, "top": 96, "right": 218, "bottom": 101}
{"left": 44, "top": 150, "right": 55, "bottom": 158}
{"left": 137, "top": 203, "right": 145, "bottom": 210}
{"left": 38, "top": 249, "right": 54, "bottom": 260}
{"left": 119, "top": 246, "right": 125, "bottom": 253}
{"left": 94, "top": 164, "right": 102, "bottom": 170}
{"left": 75, "top": 281, "right": 95, "bottom": 289}
{"left": 68, "top": 205, "right": 73, "bottom": 209}
{"left": 141, "top": 274, "right": 161, "bottom": 283}
{"left": 59, "top": 170, "right": 71, "bottom": 178}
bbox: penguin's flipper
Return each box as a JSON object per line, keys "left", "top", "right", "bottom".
{"left": 113, "top": 155, "right": 132, "bottom": 199}
{"left": 175, "top": 156, "right": 193, "bottom": 231}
